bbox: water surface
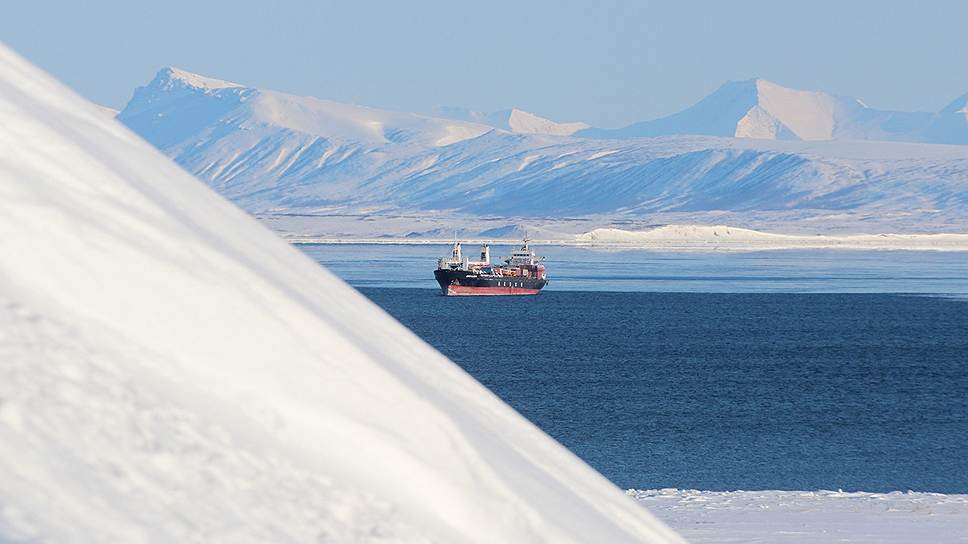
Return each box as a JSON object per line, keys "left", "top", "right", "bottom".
{"left": 300, "top": 244, "right": 968, "bottom": 294}
{"left": 300, "top": 244, "right": 968, "bottom": 491}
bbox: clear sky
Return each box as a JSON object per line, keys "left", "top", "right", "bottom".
{"left": 4, "top": 0, "right": 968, "bottom": 128}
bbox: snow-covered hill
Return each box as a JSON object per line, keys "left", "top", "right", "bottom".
{"left": 431, "top": 106, "right": 590, "bottom": 135}
{"left": 0, "top": 46, "right": 683, "bottom": 543}
{"left": 117, "top": 68, "right": 968, "bottom": 235}
{"left": 582, "top": 79, "right": 968, "bottom": 144}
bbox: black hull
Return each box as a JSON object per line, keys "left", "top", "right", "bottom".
{"left": 434, "top": 269, "right": 547, "bottom": 296}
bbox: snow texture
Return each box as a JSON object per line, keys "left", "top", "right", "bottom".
{"left": 118, "top": 69, "right": 968, "bottom": 235}
{"left": 94, "top": 103, "right": 118, "bottom": 118}
{"left": 631, "top": 489, "right": 968, "bottom": 544}
{"left": 0, "top": 45, "right": 682, "bottom": 543}
{"left": 574, "top": 224, "right": 968, "bottom": 251}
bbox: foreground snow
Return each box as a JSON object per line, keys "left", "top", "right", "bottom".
{"left": 632, "top": 489, "right": 968, "bottom": 543}
{"left": 0, "top": 45, "right": 682, "bottom": 542}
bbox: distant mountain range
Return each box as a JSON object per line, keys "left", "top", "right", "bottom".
{"left": 116, "top": 67, "right": 968, "bottom": 234}
{"left": 430, "top": 78, "right": 968, "bottom": 144}
{"left": 581, "top": 79, "right": 968, "bottom": 144}
{"left": 430, "top": 106, "right": 590, "bottom": 136}
{"left": 433, "top": 78, "right": 968, "bottom": 144}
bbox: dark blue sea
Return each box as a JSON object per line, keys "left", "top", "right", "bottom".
{"left": 302, "top": 244, "right": 968, "bottom": 493}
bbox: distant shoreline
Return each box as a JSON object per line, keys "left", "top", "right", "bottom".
{"left": 286, "top": 225, "right": 968, "bottom": 252}
{"left": 288, "top": 239, "right": 968, "bottom": 251}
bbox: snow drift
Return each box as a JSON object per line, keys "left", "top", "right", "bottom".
{"left": 0, "top": 45, "right": 682, "bottom": 543}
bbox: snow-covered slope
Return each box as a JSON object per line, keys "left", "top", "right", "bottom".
{"left": 117, "top": 69, "right": 968, "bottom": 233}
{"left": 121, "top": 67, "right": 493, "bottom": 149}
{"left": 582, "top": 79, "right": 968, "bottom": 144}
{"left": 942, "top": 91, "right": 968, "bottom": 116}
{"left": 94, "top": 103, "right": 118, "bottom": 118}
{"left": 633, "top": 489, "right": 968, "bottom": 544}
{"left": 432, "top": 106, "right": 590, "bottom": 135}
{"left": 0, "top": 45, "right": 683, "bottom": 543}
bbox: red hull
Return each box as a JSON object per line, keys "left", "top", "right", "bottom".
{"left": 446, "top": 285, "right": 541, "bottom": 296}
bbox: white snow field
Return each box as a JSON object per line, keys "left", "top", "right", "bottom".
{"left": 631, "top": 489, "right": 968, "bottom": 544}
{"left": 116, "top": 68, "right": 968, "bottom": 238}
{"left": 574, "top": 225, "right": 968, "bottom": 251}
{"left": 0, "top": 45, "right": 684, "bottom": 543}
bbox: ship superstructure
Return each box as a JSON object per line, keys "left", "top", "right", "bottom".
{"left": 434, "top": 240, "right": 548, "bottom": 296}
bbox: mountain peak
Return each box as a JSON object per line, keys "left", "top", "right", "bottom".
{"left": 583, "top": 78, "right": 872, "bottom": 141}
{"left": 431, "top": 106, "right": 589, "bottom": 136}
{"left": 151, "top": 66, "right": 244, "bottom": 91}
{"left": 942, "top": 91, "right": 968, "bottom": 115}
{"left": 506, "top": 108, "right": 590, "bottom": 136}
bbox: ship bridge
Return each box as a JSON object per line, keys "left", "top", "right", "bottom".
{"left": 504, "top": 239, "right": 543, "bottom": 266}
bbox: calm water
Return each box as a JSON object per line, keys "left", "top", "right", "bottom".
{"left": 300, "top": 244, "right": 968, "bottom": 294}
{"left": 301, "top": 244, "right": 968, "bottom": 492}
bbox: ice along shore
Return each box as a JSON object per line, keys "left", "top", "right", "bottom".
{"left": 285, "top": 224, "right": 968, "bottom": 252}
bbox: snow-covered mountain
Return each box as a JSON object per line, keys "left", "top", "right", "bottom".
{"left": 0, "top": 46, "right": 684, "bottom": 543}
{"left": 581, "top": 79, "right": 968, "bottom": 144}
{"left": 431, "top": 106, "right": 590, "bottom": 136}
{"left": 121, "top": 67, "right": 494, "bottom": 149}
{"left": 117, "top": 68, "right": 968, "bottom": 234}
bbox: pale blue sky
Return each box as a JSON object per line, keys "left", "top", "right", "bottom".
{"left": 4, "top": 0, "right": 968, "bottom": 127}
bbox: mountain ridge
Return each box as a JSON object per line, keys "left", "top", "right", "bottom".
{"left": 134, "top": 66, "right": 968, "bottom": 144}
{"left": 581, "top": 78, "right": 968, "bottom": 144}
{"left": 117, "top": 67, "right": 968, "bottom": 234}
{"left": 431, "top": 106, "right": 590, "bottom": 136}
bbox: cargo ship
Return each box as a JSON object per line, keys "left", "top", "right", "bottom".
{"left": 434, "top": 240, "right": 548, "bottom": 296}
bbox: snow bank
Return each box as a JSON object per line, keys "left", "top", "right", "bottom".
{"left": 576, "top": 225, "right": 968, "bottom": 251}
{"left": 631, "top": 489, "right": 968, "bottom": 543}
{"left": 0, "top": 45, "right": 681, "bottom": 543}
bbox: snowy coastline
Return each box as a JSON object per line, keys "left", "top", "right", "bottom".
{"left": 3, "top": 36, "right": 967, "bottom": 544}
{"left": 285, "top": 224, "right": 968, "bottom": 252}
{"left": 633, "top": 489, "right": 968, "bottom": 543}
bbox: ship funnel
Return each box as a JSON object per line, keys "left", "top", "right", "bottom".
{"left": 452, "top": 241, "right": 462, "bottom": 261}
{"left": 480, "top": 243, "right": 490, "bottom": 264}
